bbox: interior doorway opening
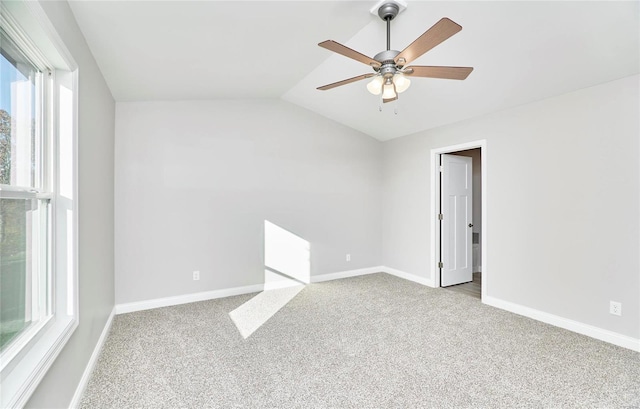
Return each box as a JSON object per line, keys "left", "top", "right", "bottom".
{"left": 442, "top": 149, "right": 481, "bottom": 298}
{"left": 430, "top": 140, "right": 487, "bottom": 300}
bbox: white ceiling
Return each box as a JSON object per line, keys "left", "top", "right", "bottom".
{"left": 68, "top": 1, "right": 639, "bottom": 141}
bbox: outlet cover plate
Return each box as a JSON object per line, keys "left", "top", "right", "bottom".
{"left": 609, "top": 301, "right": 622, "bottom": 316}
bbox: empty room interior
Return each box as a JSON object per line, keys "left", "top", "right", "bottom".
{"left": 0, "top": 1, "right": 638, "bottom": 408}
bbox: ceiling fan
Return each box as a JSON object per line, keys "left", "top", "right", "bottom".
{"left": 317, "top": 2, "right": 473, "bottom": 103}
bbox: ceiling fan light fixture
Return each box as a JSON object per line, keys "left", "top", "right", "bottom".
{"left": 316, "top": 3, "right": 473, "bottom": 108}
{"left": 382, "top": 81, "right": 397, "bottom": 100}
{"left": 366, "top": 76, "right": 384, "bottom": 95}
{"left": 393, "top": 73, "right": 411, "bottom": 93}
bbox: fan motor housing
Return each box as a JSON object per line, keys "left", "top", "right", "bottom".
{"left": 374, "top": 49, "right": 400, "bottom": 63}
{"left": 374, "top": 50, "right": 400, "bottom": 77}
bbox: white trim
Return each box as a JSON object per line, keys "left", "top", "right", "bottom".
{"left": 1, "top": 318, "right": 77, "bottom": 408}
{"left": 0, "top": 317, "right": 52, "bottom": 373}
{"left": 310, "top": 266, "right": 383, "bottom": 283}
{"left": 117, "top": 267, "right": 387, "bottom": 314}
{"left": 23, "top": 1, "right": 78, "bottom": 70}
{"left": 430, "top": 140, "right": 487, "bottom": 299}
{"left": 117, "top": 267, "right": 430, "bottom": 315}
{"left": 0, "top": 3, "right": 81, "bottom": 407}
{"left": 0, "top": 4, "right": 51, "bottom": 71}
{"left": 113, "top": 267, "right": 638, "bottom": 353}
{"left": 263, "top": 278, "right": 305, "bottom": 291}
{"left": 383, "top": 266, "right": 434, "bottom": 287}
{"left": 484, "top": 296, "right": 640, "bottom": 352}
{"left": 116, "top": 268, "right": 384, "bottom": 315}
{"left": 69, "top": 308, "right": 115, "bottom": 409}
{"left": 312, "top": 266, "right": 433, "bottom": 287}
{"left": 115, "top": 284, "right": 264, "bottom": 315}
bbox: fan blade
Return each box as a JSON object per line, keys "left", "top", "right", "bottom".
{"left": 405, "top": 66, "right": 473, "bottom": 80}
{"left": 317, "top": 73, "right": 375, "bottom": 91}
{"left": 395, "top": 18, "right": 462, "bottom": 66}
{"left": 319, "top": 40, "right": 381, "bottom": 68}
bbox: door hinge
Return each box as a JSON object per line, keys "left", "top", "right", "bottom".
{"left": 438, "top": 213, "right": 443, "bottom": 220}
{"left": 439, "top": 165, "right": 443, "bottom": 172}
{"left": 438, "top": 261, "right": 443, "bottom": 269}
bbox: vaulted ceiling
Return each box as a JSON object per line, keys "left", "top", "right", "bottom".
{"left": 68, "top": 1, "right": 639, "bottom": 141}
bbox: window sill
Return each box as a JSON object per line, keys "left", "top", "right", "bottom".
{"left": 1, "top": 316, "right": 77, "bottom": 408}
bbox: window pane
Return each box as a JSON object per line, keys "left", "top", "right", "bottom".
{"left": 0, "top": 30, "right": 39, "bottom": 188}
{"left": 0, "top": 197, "right": 50, "bottom": 351}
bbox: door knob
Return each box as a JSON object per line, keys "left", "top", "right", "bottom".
{"left": 468, "top": 223, "right": 473, "bottom": 228}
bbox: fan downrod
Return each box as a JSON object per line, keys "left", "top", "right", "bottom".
{"left": 377, "top": 3, "right": 399, "bottom": 52}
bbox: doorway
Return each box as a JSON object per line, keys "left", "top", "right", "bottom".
{"left": 430, "top": 141, "right": 487, "bottom": 300}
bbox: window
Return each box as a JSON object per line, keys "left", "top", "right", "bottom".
{"left": 0, "top": 27, "right": 52, "bottom": 355}
{"left": 0, "top": 2, "right": 78, "bottom": 407}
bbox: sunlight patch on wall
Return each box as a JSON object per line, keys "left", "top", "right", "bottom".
{"left": 264, "top": 220, "right": 310, "bottom": 284}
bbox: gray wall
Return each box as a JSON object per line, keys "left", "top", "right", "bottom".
{"left": 115, "top": 100, "right": 382, "bottom": 304}
{"left": 26, "top": 1, "right": 115, "bottom": 408}
{"left": 382, "top": 75, "right": 639, "bottom": 338}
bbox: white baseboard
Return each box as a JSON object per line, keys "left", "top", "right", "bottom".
{"left": 114, "top": 270, "right": 639, "bottom": 352}
{"left": 112, "top": 268, "right": 638, "bottom": 352}
{"left": 311, "top": 266, "right": 383, "bottom": 283}
{"left": 264, "top": 279, "right": 305, "bottom": 291}
{"left": 484, "top": 296, "right": 640, "bottom": 352}
{"left": 383, "top": 266, "right": 434, "bottom": 287}
{"left": 69, "top": 308, "right": 115, "bottom": 408}
{"left": 116, "top": 267, "right": 426, "bottom": 315}
{"left": 311, "top": 266, "right": 434, "bottom": 288}
{"left": 115, "top": 284, "right": 264, "bottom": 315}
{"left": 115, "top": 266, "right": 433, "bottom": 315}
{"left": 116, "top": 268, "right": 386, "bottom": 315}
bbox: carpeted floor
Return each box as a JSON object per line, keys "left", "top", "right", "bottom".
{"left": 80, "top": 273, "right": 640, "bottom": 408}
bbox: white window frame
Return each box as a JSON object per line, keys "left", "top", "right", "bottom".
{"left": 0, "top": 2, "right": 79, "bottom": 408}
{"left": 0, "top": 30, "right": 52, "bottom": 369}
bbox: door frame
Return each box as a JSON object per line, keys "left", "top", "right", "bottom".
{"left": 429, "top": 140, "right": 487, "bottom": 299}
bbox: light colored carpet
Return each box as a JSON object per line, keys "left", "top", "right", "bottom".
{"left": 80, "top": 273, "right": 640, "bottom": 408}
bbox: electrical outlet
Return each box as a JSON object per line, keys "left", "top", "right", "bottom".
{"left": 193, "top": 270, "right": 200, "bottom": 281}
{"left": 609, "top": 301, "right": 622, "bottom": 316}
{"left": 346, "top": 254, "right": 351, "bottom": 262}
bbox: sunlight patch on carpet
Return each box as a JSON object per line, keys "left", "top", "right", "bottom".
{"left": 229, "top": 279, "right": 304, "bottom": 339}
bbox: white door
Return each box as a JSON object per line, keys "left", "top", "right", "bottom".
{"left": 440, "top": 154, "right": 473, "bottom": 287}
